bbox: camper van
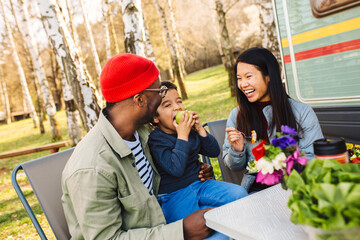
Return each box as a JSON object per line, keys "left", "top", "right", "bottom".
{"left": 272, "top": 0, "right": 360, "bottom": 144}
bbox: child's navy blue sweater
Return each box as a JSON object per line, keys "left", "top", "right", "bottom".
{"left": 148, "top": 128, "right": 220, "bottom": 194}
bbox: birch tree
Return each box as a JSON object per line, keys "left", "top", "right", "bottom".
{"left": 64, "top": 0, "right": 80, "bottom": 47}
{"left": 30, "top": 64, "right": 46, "bottom": 133}
{"left": 79, "top": 0, "right": 102, "bottom": 79}
{"left": 108, "top": 3, "right": 120, "bottom": 54}
{"left": 214, "top": 0, "right": 236, "bottom": 96}
{"left": 37, "top": 0, "right": 102, "bottom": 132}
{"left": 9, "top": 0, "right": 47, "bottom": 132}
{"left": 257, "top": 0, "right": 281, "bottom": 64}
{"left": 60, "top": 70, "right": 83, "bottom": 144}
{"left": 0, "top": 0, "right": 38, "bottom": 128}
{"left": 143, "top": 19, "right": 156, "bottom": 63}
{"left": 167, "top": 0, "right": 188, "bottom": 99}
{"left": 49, "top": 43, "right": 83, "bottom": 143}
{"left": 18, "top": 0, "right": 62, "bottom": 140}
{"left": 120, "top": 0, "right": 146, "bottom": 56}
{"left": 153, "top": 0, "right": 174, "bottom": 81}
{"left": 102, "top": 0, "right": 112, "bottom": 60}
{"left": 0, "top": 65, "right": 11, "bottom": 124}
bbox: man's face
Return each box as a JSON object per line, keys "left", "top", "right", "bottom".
{"left": 143, "top": 79, "right": 162, "bottom": 123}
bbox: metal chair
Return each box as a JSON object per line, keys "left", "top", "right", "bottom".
{"left": 202, "top": 119, "right": 245, "bottom": 184}
{"left": 11, "top": 148, "right": 74, "bottom": 240}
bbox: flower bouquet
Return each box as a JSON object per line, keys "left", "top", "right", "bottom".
{"left": 348, "top": 145, "right": 360, "bottom": 163}
{"left": 246, "top": 125, "right": 307, "bottom": 189}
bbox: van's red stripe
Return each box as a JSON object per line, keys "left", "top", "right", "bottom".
{"left": 284, "top": 39, "right": 360, "bottom": 63}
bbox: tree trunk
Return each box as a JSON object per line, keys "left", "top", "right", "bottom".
{"left": 9, "top": 0, "right": 45, "bottom": 129}
{"left": 143, "top": 18, "right": 156, "bottom": 63}
{"left": 79, "top": 0, "right": 102, "bottom": 81}
{"left": 102, "top": 0, "right": 112, "bottom": 60}
{"left": 257, "top": 0, "right": 281, "bottom": 64}
{"left": 49, "top": 47, "right": 62, "bottom": 110}
{"left": 60, "top": 71, "right": 82, "bottom": 145}
{"left": 37, "top": 0, "right": 102, "bottom": 132}
{"left": 167, "top": 0, "right": 188, "bottom": 99}
{"left": 120, "top": 0, "right": 146, "bottom": 56}
{"left": 18, "top": 0, "right": 62, "bottom": 140}
{"left": 215, "top": 0, "right": 236, "bottom": 97}
{"left": 153, "top": 0, "right": 174, "bottom": 81}
{"left": 64, "top": 0, "right": 80, "bottom": 48}
{"left": 32, "top": 71, "right": 46, "bottom": 134}
{"left": 168, "top": 0, "right": 186, "bottom": 76}
{"left": 108, "top": 4, "right": 120, "bottom": 55}
{"left": 0, "top": 65, "right": 11, "bottom": 124}
{"left": 0, "top": 0, "right": 38, "bottom": 128}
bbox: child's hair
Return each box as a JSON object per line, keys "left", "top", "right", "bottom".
{"left": 160, "top": 81, "right": 177, "bottom": 90}
{"left": 150, "top": 81, "right": 177, "bottom": 127}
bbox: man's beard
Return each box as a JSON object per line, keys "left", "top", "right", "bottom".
{"left": 143, "top": 101, "right": 161, "bottom": 124}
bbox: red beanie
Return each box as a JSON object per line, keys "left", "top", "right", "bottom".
{"left": 100, "top": 53, "right": 159, "bottom": 103}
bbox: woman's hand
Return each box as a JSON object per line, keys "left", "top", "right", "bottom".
{"left": 173, "top": 111, "right": 194, "bottom": 141}
{"left": 226, "top": 127, "right": 245, "bottom": 152}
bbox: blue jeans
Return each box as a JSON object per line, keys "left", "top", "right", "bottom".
{"left": 158, "top": 180, "right": 248, "bottom": 239}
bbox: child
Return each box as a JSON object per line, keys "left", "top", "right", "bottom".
{"left": 148, "top": 81, "right": 248, "bottom": 226}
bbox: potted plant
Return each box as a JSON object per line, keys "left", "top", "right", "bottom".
{"left": 286, "top": 158, "right": 360, "bottom": 240}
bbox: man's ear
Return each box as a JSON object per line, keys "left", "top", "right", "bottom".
{"left": 133, "top": 93, "right": 145, "bottom": 107}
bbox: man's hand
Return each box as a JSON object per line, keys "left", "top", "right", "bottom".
{"left": 183, "top": 208, "right": 214, "bottom": 240}
{"left": 198, "top": 163, "right": 214, "bottom": 182}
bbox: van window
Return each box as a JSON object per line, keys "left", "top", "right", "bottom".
{"left": 311, "top": 0, "right": 360, "bottom": 18}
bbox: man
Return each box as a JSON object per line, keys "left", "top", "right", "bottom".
{"left": 62, "top": 53, "right": 214, "bottom": 239}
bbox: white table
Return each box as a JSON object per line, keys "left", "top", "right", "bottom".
{"left": 204, "top": 184, "right": 310, "bottom": 240}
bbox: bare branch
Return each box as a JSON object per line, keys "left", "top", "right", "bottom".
{"left": 224, "top": 0, "right": 241, "bottom": 14}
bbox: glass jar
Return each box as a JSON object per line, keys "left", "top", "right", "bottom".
{"left": 302, "top": 225, "right": 360, "bottom": 240}
{"left": 313, "top": 138, "right": 349, "bottom": 164}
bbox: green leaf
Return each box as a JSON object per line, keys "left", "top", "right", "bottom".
{"left": 338, "top": 172, "right": 360, "bottom": 183}
{"left": 287, "top": 170, "right": 305, "bottom": 190}
{"left": 345, "top": 184, "right": 360, "bottom": 204}
{"left": 318, "top": 183, "right": 336, "bottom": 202}
{"left": 303, "top": 158, "right": 325, "bottom": 183}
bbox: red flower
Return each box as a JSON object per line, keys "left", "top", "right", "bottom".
{"left": 352, "top": 157, "right": 360, "bottom": 163}
{"left": 252, "top": 140, "right": 266, "bottom": 161}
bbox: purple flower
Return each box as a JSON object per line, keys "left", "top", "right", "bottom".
{"left": 285, "top": 146, "right": 308, "bottom": 175}
{"left": 271, "top": 136, "right": 296, "bottom": 149}
{"left": 281, "top": 125, "right": 298, "bottom": 136}
{"left": 256, "top": 170, "right": 283, "bottom": 185}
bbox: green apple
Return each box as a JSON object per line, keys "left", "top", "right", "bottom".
{"left": 175, "top": 111, "right": 190, "bottom": 124}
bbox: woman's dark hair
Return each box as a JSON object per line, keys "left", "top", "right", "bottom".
{"left": 234, "top": 47, "right": 300, "bottom": 137}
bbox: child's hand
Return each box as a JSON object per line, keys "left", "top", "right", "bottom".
{"left": 191, "top": 111, "right": 207, "bottom": 137}
{"left": 173, "top": 111, "right": 194, "bottom": 141}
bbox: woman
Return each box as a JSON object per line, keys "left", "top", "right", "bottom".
{"left": 223, "top": 47, "right": 323, "bottom": 191}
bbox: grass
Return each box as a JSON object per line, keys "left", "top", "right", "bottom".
{"left": 0, "top": 110, "right": 73, "bottom": 239}
{"left": 0, "top": 64, "right": 237, "bottom": 239}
